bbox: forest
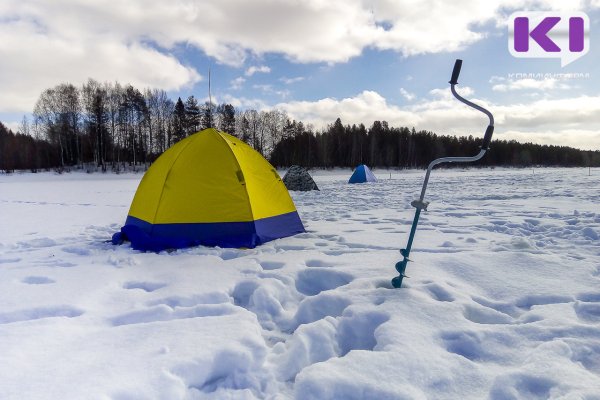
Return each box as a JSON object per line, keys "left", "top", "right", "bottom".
{"left": 1, "top": 79, "right": 599, "bottom": 172}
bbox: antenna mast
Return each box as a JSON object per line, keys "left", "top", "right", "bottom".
{"left": 208, "top": 67, "right": 212, "bottom": 107}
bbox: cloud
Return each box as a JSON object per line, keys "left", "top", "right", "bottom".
{"left": 245, "top": 65, "right": 271, "bottom": 76}
{"left": 0, "top": 2, "right": 201, "bottom": 113}
{"left": 491, "top": 76, "right": 573, "bottom": 92}
{"left": 230, "top": 77, "right": 246, "bottom": 90}
{"left": 253, "top": 84, "right": 291, "bottom": 99}
{"left": 280, "top": 77, "right": 305, "bottom": 85}
{"left": 274, "top": 90, "right": 600, "bottom": 150}
{"left": 2, "top": 121, "right": 21, "bottom": 134}
{"left": 253, "top": 84, "right": 273, "bottom": 92}
{"left": 220, "top": 94, "right": 269, "bottom": 110}
{"left": 276, "top": 91, "right": 417, "bottom": 129}
{"left": 429, "top": 86, "right": 474, "bottom": 99}
{"left": 1, "top": 0, "right": 599, "bottom": 115}
{"left": 399, "top": 88, "right": 415, "bottom": 101}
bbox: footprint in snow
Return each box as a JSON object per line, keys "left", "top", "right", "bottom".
{"left": 514, "top": 294, "right": 574, "bottom": 310}
{"left": 148, "top": 292, "right": 231, "bottom": 308}
{"left": 36, "top": 260, "right": 76, "bottom": 268}
{"left": 489, "top": 373, "right": 557, "bottom": 400}
{"left": 577, "top": 292, "right": 600, "bottom": 302}
{"left": 336, "top": 309, "right": 389, "bottom": 356}
{"left": 462, "top": 304, "right": 514, "bottom": 325}
{"left": 110, "top": 303, "right": 237, "bottom": 326}
{"left": 62, "top": 246, "right": 93, "bottom": 256}
{"left": 123, "top": 281, "right": 167, "bottom": 292}
{"left": 305, "top": 259, "right": 335, "bottom": 268}
{"left": 0, "top": 305, "right": 83, "bottom": 324}
{"left": 573, "top": 293, "right": 600, "bottom": 322}
{"left": 17, "top": 237, "right": 57, "bottom": 249}
{"left": 111, "top": 292, "right": 233, "bottom": 326}
{"left": 0, "top": 257, "right": 21, "bottom": 264}
{"left": 275, "top": 309, "right": 389, "bottom": 381}
{"left": 22, "top": 276, "right": 55, "bottom": 285}
{"left": 218, "top": 249, "right": 248, "bottom": 260}
{"left": 259, "top": 261, "right": 285, "bottom": 270}
{"left": 295, "top": 268, "right": 354, "bottom": 296}
{"left": 170, "top": 348, "right": 262, "bottom": 395}
{"left": 470, "top": 296, "right": 521, "bottom": 318}
{"left": 422, "top": 282, "right": 455, "bottom": 302}
{"left": 442, "top": 330, "right": 490, "bottom": 361}
{"left": 292, "top": 293, "right": 351, "bottom": 330}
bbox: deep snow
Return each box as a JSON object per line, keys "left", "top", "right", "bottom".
{"left": 0, "top": 168, "right": 599, "bottom": 399}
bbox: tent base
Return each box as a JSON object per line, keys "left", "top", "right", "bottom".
{"left": 113, "top": 212, "right": 305, "bottom": 251}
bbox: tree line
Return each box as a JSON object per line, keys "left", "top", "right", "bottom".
{"left": 270, "top": 118, "right": 600, "bottom": 168}
{"left": 11, "top": 79, "right": 289, "bottom": 172}
{"left": 1, "top": 80, "right": 599, "bottom": 173}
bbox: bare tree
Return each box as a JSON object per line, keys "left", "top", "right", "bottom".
{"left": 118, "top": 85, "right": 148, "bottom": 167}
{"left": 33, "top": 84, "right": 81, "bottom": 167}
{"left": 82, "top": 79, "right": 109, "bottom": 169}
{"left": 104, "top": 82, "right": 123, "bottom": 168}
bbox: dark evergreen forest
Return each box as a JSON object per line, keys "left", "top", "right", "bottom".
{"left": 1, "top": 80, "right": 598, "bottom": 173}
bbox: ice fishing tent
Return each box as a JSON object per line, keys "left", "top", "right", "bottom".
{"left": 282, "top": 165, "right": 319, "bottom": 191}
{"left": 112, "top": 128, "right": 305, "bottom": 251}
{"left": 348, "top": 164, "right": 377, "bottom": 184}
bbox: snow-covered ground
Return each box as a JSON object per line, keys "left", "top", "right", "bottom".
{"left": 1, "top": 168, "right": 599, "bottom": 399}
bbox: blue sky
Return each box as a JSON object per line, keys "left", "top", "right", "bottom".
{"left": 1, "top": 0, "right": 599, "bottom": 149}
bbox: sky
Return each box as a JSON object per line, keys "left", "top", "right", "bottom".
{"left": 1, "top": 0, "right": 599, "bottom": 150}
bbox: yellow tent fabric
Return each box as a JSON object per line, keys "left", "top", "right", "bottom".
{"left": 114, "top": 128, "right": 305, "bottom": 250}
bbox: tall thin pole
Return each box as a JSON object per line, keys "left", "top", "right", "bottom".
{"left": 208, "top": 67, "right": 212, "bottom": 107}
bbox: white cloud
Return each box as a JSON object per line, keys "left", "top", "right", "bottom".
{"left": 253, "top": 84, "right": 291, "bottom": 99}
{"left": 0, "top": 3, "right": 201, "bottom": 113}
{"left": 253, "top": 84, "right": 273, "bottom": 92}
{"left": 276, "top": 91, "right": 417, "bottom": 130}
{"left": 280, "top": 77, "right": 305, "bottom": 85}
{"left": 1, "top": 0, "right": 599, "bottom": 114}
{"left": 230, "top": 77, "right": 246, "bottom": 90}
{"left": 274, "top": 90, "right": 600, "bottom": 150}
{"left": 220, "top": 94, "right": 269, "bottom": 110}
{"left": 245, "top": 66, "right": 271, "bottom": 76}
{"left": 2, "top": 121, "right": 21, "bottom": 134}
{"left": 430, "top": 86, "right": 475, "bottom": 99}
{"left": 399, "top": 88, "right": 415, "bottom": 101}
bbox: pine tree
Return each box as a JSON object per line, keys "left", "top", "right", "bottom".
{"left": 172, "top": 97, "right": 186, "bottom": 143}
{"left": 200, "top": 101, "right": 214, "bottom": 130}
{"left": 184, "top": 96, "right": 200, "bottom": 135}
{"left": 218, "top": 103, "right": 236, "bottom": 135}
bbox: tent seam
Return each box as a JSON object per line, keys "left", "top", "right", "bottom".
{"left": 216, "top": 130, "right": 256, "bottom": 222}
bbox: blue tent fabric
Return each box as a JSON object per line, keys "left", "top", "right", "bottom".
{"left": 113, "top": 212, "right": 305, "bottom": 251}
{"left": 348, "top": 164, "right": 377, "bottom": 183}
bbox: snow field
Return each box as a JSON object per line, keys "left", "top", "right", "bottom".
{"left": 0, "top": 168, "right": 599, "bottom": 399}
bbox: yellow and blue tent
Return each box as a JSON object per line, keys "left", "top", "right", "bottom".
{"left": 112, "top": 128, "right": 305, "bottom": 251}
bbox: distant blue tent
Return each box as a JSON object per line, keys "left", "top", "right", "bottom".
{"left": 348, "top": 164, "right": 377, "bottom": 184}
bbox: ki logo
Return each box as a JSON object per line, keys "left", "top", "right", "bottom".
{"left": 509, "top": 12, "right": 590, "bottom": 67}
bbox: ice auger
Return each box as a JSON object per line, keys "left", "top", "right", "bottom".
{"left": 391, "top": 59, "right": 495, "bottom": 288}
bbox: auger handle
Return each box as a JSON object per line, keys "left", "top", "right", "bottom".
{"left": 481, "top": 125, "right": 494, "bottom": 150}
{"left": 449, "top": 59, "right": 462, "bottom": 85}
